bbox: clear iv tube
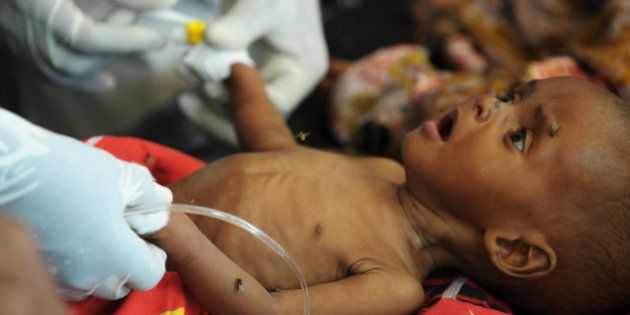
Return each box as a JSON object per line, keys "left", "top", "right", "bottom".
{"left": 128, "top": 203, "right": 311, "bottom": 315}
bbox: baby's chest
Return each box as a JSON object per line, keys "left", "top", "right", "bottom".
{"left": 207, "top": 202, "right": 412, "bottom": 289}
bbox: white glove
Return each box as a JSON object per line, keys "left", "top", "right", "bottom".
{"left": 0, "top": 0, "right": 177, "bottom": 91}
{"left": 205, "top": 0, "right": 329, "bottom": 116}
{"left": 0, "top": 108, "right": 172, "bottom": 301}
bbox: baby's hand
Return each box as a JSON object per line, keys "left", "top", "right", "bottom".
{"left": 228, "top": 63, "right": 272, "bottom": 107}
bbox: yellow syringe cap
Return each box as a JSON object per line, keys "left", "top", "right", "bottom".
{"left": 186, "top": 20, "right": 206, "bottom": 45}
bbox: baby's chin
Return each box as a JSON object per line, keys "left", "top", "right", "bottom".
{"left": 400, "top": 127, "right": 442, "bottom": 166}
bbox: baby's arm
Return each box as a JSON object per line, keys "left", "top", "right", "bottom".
{"left": 228, "top": 64, "right": 297, "bottom": 152}
{"left": 275, "top": 268, "right": 425, "bottom": 314}
{"left": 149, "top": 212, "right": 279, "bottom": 314}
{"left": 150, "top": 213, "right": 424, "bottom": 314}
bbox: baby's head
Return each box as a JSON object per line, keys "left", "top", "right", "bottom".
{"left": 402, "top": 77, "right": 630, "bottom": 314}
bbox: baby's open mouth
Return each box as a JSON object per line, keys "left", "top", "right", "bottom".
{"left": 436, "top": 109, "right": 458, "bottom": 141}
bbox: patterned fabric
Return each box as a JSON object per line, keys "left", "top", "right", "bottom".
{"left": 420, "top": 270, "right": 512, "bottom": 314}
{"left": 411, "top": 0, "right": 630, "bottom": 100}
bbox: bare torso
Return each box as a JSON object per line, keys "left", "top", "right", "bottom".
{"left": 168, "top": 147, "right": 425, "bottom": 291}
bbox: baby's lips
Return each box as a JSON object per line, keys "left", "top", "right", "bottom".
{"left": 435, "top": 107, "right": 459, "bottom": 141}
{"left": 421, "top": 120, "right": 444, "bottom": 143}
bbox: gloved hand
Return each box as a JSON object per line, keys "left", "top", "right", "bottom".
{"left": 0, "top": 108, "right": 172, "bottom": 301}
{"left": 0, "top": 0, "right": 177, "bottom": 91}
{"left": 205, "top": 0, "right": 329, "bottom": 116}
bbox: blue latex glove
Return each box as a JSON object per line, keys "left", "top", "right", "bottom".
{"left": 0, "top": 108, "right": 172, "bottom": 300}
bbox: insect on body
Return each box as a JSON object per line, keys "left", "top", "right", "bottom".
{"left": 236, "top": 278, "right": 245, "bottom": 293}
{"left": 295, "top": 131, "right": 311, "bottom": 142}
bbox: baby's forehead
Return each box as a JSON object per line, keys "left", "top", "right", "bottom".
{"left": 530, "top": 78, "right": 625, "bottom": 196}
{"left": 534, "top": 78, "right": 620, "bottom": 125}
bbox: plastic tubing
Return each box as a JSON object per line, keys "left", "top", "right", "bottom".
{"left": 128, "top": 203, "right": 311, "bottom": 315}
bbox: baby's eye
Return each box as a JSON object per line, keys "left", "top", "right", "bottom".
{"left": 498, "top": 87, "right": 516, "bottom": 104}
{"left": 509, "top": 127, "right": 527, "bottom": 152}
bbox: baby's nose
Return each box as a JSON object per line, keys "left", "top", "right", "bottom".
{"left": 473, "top": 95, "right": 500, "bottom": 122}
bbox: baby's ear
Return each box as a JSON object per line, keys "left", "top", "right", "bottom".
{"left": 484, "top": 229, "right": 557, "bottom": 278}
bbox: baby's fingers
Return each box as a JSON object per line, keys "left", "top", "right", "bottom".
{"left": 228, "top": 64, "right": 273, "bottom": 108}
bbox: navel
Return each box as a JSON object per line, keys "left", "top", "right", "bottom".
{"left": 314, "top": 223, "right": 323, "bottom": 237}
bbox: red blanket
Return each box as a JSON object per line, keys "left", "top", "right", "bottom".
{"left": 71, "top": 136, "right": 511, "bottom": 315}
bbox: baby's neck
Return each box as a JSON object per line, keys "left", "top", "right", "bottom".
{"left": 396, "top": 184, "right": 457, "bottom": 277}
